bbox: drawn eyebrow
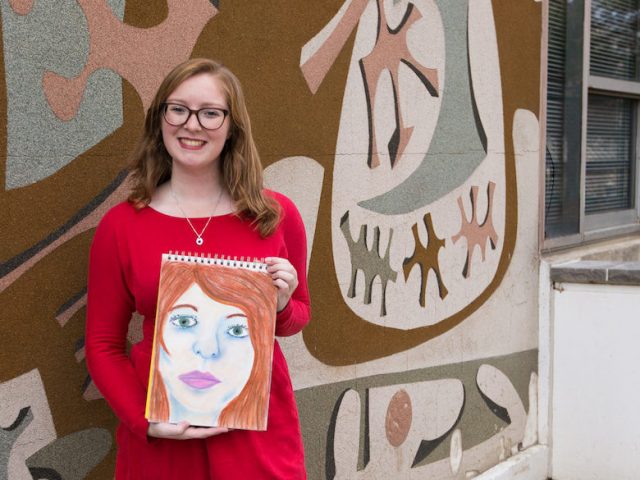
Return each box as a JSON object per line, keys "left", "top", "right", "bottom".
{"left": 226, "top": 313, "right": 247, "bottom": 319}
{"left": 170, "top": 303, "right": 198, "bottom": 312}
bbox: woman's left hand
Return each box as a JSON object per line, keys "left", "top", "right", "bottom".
{"left": 265, "top": 257, "right": 299, "bottom": 312}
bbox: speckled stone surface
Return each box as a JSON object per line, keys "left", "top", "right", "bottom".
{"left": 551, "top": 260, "right": 640, "bottom": 285}
{"left": 607, "top": 262, "right": 640, "bottom": 285}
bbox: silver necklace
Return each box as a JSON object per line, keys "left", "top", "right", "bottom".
{"left": 170, "top": 184, "right": 224, "bottom": 246}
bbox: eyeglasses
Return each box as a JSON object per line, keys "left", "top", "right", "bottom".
{"left": 162, "top": 103, "right": 229, "bottom": 130}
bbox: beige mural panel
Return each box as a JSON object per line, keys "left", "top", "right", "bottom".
{"left": 264, "top": 156, "right": 325, "bottom": 271}
{"left": 0, "top": 370, "right": 56, "bottom": 480}
{"left": 282, "top": 77, "right": 541, "bottom": 394}
{"left": 353, "top": 380, "right": 464, "bottom": 477}
{"left": 329, "top": 0, "right": 506, "bottom": 328}
{"left": 326, "top": 364, "right": 534, "bottom": 479}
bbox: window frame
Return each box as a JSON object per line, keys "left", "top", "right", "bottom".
{"left": 542, "top": 0, "right": 640, "bottom": 251}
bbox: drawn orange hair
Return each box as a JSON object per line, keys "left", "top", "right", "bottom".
{"left": 148, "top": 260, "right": 276, "bottom": 430}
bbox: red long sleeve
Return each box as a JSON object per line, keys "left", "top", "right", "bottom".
{"left": 86, "top": 208, "right": 151, "bottom": 440}
{"left": 274, "top": 193, "right": 311, "bottom": 337}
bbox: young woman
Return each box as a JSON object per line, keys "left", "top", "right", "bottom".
{"left": 86, "top": 58, "right": 310, "bottom": 479}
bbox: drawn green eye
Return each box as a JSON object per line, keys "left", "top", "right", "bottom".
{"left": 227, "top": 324, "right": 249, "bottom": 338}
{"left": 170, "top": 314, "right": 197, "bottom": 328}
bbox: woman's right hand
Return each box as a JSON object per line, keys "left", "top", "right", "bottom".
{"left": 148, "top": 421, "right": 229, "bottom": 440}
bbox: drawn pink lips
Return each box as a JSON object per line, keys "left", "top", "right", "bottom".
{"left": 178, "top": 371, "right": 221, "bottom": 389}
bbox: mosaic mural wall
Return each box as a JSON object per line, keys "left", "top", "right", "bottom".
{"left": 0, "top": 1, "right": 541, "bottom": 478}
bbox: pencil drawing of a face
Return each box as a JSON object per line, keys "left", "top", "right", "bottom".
{"left": 159, "top": 283, "right": 255, "bottom": 424}
{"left": 148, "top": 260, "right": 276, "bottom": 430}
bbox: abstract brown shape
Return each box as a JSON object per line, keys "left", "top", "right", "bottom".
{"left": 0, "top": 176, "right": 130, "bottom": 294}
{"left": 42, "top": 0, "right": 218, "bottom": 121}
{"left": 300, "top": 0, "right": 369, "bottom": 94}
{"left": 359, "top": 0, "right": 439, "bottom": 168}
{"left": 340, "top": 211, "right": 398, "bottom": 316}
{"left": 385, "top": 389, "right": 412, "bottom": 447}
{"left": 452, "top": 182, "right": 498, "bottom": 278}
{"left": 403, "top": 213, "right": 448, "bottom": 307}
{"left": 7, "top": 0, "right": 33, "bottom": 15}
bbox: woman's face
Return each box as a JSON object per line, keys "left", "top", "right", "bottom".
{"left": 161, "top": 73, "right": 231, "bottom": 175}
{"left": 158, "top": 282, "right": 254, "bottom": 419}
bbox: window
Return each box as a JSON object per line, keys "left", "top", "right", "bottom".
{"left": 545, "top": 0, "right": 640, "bottom": 245}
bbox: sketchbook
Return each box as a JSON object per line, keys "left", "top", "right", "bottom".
{"left": 145, "top": 252, "right": 277, "bottom": 431}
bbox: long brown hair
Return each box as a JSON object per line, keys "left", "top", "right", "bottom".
{"left": 148, "top": 261, "right": 277, "bottom": 430}
{"left": 128, "top": 58, "right": 280, "bottom": 237}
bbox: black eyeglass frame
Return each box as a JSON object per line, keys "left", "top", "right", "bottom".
{"left": 161, "top": 102, "right": 230, "bottom": 131}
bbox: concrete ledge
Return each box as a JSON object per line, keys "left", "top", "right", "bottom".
{"left": 608, "top": 261, "right": 640, "bottom": 285}
{"left": 550, "top": 260, "right": 609, "bottom": 284}
{"left": 551, "top": 260, "right": 640, "bottom": 286}
{"left": 474, "top": 445, "right": 548, "bottom": 480}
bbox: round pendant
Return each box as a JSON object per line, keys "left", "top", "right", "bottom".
{"left": 196, "top": 237, "right": 204, "bottom": 246}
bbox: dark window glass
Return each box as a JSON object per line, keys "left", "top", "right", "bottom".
{"left": 590, "top": 0, "right": 639, "bottom": 81}
{"left": 545, "top": 0, "right": 568, "bottom": 236}
{"left": 586, "top": 94, "right": 635, "bottom": 213}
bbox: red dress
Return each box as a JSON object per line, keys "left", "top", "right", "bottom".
{"left": 86, "top": 192, "right": 310, "bottom": 479}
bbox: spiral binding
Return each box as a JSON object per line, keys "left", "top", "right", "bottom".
{"left": 163, "top": 251, "right": 268, "bottom": 272}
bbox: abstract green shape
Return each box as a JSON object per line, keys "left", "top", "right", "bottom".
{"left": 0, "top": 0, "right": 124, "bottom": 189}
{"left": 26, "top": 428, "right": 112, "bottom": 480}
{"left": 340, "top": 211, "right": 398, "bottom": 316}
{"left": 0, "top": 407, "right": 33, "bottom": 479}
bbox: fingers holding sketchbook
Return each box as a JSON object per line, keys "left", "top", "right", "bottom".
{"left": 148, "top": 421, "right": 229, "bottom": 440}
{"left": 266, "top": 256, "right": 299, "bottom": 312}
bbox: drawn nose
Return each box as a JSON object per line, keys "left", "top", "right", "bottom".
{"left": 193, "top": 331, "right": 220, "bottom": 358}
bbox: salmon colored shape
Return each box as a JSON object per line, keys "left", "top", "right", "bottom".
{"left": 451, "top": 182, "right": 499, "bottom": 278}
{"left": 56, "top": 293, "right": 88, "bottom": 327}
{"left": 359, "top": 0, "right": 438, "bottom": 168}
{"left": 302, "top": 0, "right": 438, "bottom": 168}
{"left": 300, "top": 0, "right": 369, "bottom": 95}
{"left": 42, "top": 0, "right": 218, "bottom": 121}
{"left": 7, "top": 0, "right": 33, "bottom": 15}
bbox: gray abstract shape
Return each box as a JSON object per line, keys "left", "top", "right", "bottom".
{"left": 358, "top": 0, "right": 488, "bottom": 214}
{"left": 26, "top": 428, "right": 112, "bottom": 480}
{"left": 1, "top": 407, "right": 33, "bottom": 479}
{"left": 340, "top": 211, "right": 398, "bottom": 316}
{"left": 29, "top": 466, "right": 62, "bottom": 480}
{"left": 1, "top": 0, "right": 125, "bottom": 190}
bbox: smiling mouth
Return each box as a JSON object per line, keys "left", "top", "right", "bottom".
{"left": 179, "top": 138, "right": 206, "bottom": 148}
{"left": 178, "top": 371, "right": 221, "bottom": 389}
